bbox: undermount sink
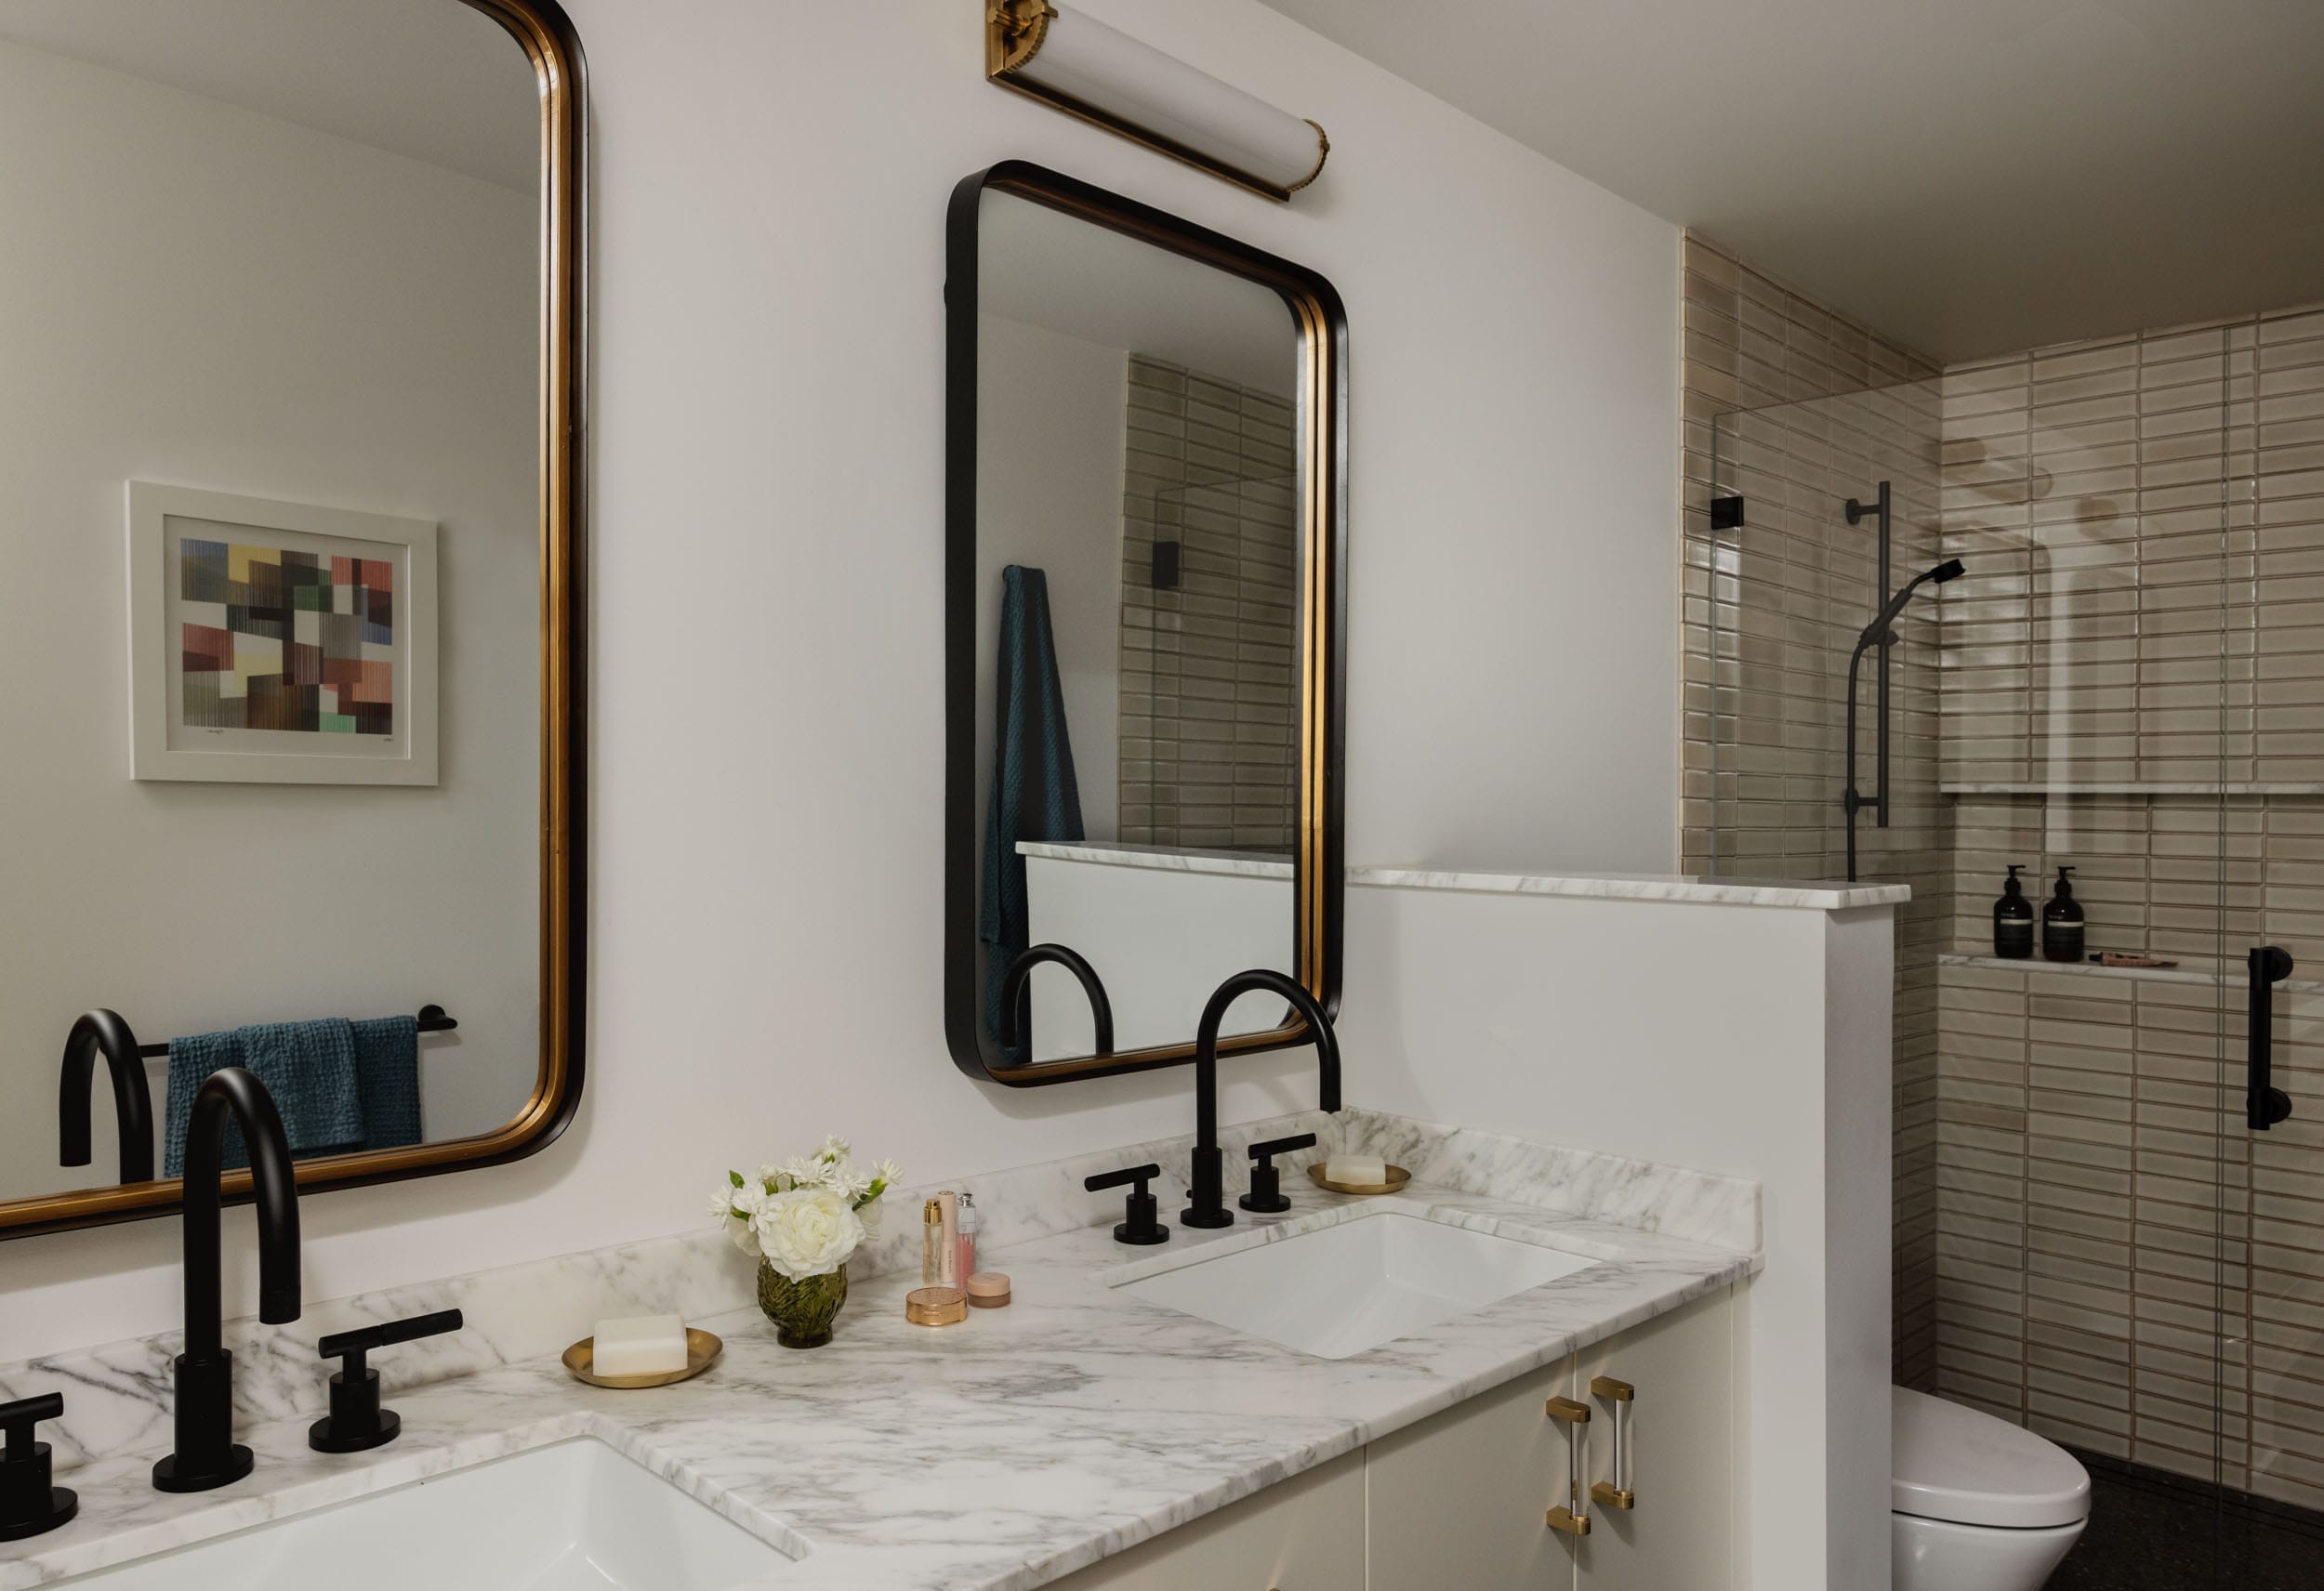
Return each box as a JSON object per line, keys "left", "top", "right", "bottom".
{"left": 1111, "top": 1204, "right": 1601, "bottom": 1359}
{"left": 58, "top": 1438, "right": 803, "bottom": 1590}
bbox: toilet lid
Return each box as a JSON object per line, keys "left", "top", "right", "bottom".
{"left": 1893, "top": 1387, "right": 2092, "bottom": 1529}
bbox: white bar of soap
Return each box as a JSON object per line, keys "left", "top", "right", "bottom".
{"left": 592, "top": 1313, "right": 688, "bottom": 1375}
{"left": 1325, "top": 1154, "right": 1386, "bottom": 1185}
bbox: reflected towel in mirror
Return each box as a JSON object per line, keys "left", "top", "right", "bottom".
{"left": 163, "top": 1019, "right": 363, "bottom": 1175}
{"left": 350, "top": 1014, "right": 421, "bottom": 1153}
{"left": 980, "top": 565, "right": 1085, "bottom": 1063}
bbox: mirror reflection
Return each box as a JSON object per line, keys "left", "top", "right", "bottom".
{"left": 974, "top": 190, "right": 1303, "bottom": 1064}
{"left": 0, "top": 0, "right": 548, "bottom": 1205}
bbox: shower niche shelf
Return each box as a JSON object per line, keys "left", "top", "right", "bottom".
{"left": 1937, "top": 952, "right": 2324, "bottom": 997}
{"left": 1939, "top": 782, "right": 2324, "bottom": 797}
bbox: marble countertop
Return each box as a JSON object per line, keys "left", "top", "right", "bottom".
{"left": 1347, "top": 866, "right": 1911, "bottom": 910}
{"left": 2, "top": 1178, "right": 1754, "bottom": 1591}
{"left": 1010, "top": 847, "right": 1908, "bottom": 910}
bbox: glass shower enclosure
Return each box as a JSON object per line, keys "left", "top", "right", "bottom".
{"left": 1697, "top": 315, "right": 2324, "bottom": 1583}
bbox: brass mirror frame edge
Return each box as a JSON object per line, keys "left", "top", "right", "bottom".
{"left": 944, "top": 161, "right": 1347, "bottom": 1088}
{"left": 0, "top": 0, "right": 590, "bottom": 1240}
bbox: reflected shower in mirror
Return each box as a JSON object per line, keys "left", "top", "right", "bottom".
{"left": 971, "top": 183, "right": 1309, "bottom": 1068}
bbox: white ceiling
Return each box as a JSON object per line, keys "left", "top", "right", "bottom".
{"left": 980, "top": 190, "right": 1299, "bottom": 394}
{"left": 0, "top": 0, "right": 539, "bottom": 192}
{"left": 1260, "top": 0, "right": 2324, "bottom": 362}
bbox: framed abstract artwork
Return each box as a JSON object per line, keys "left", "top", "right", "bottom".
{"left": 126, "top": 481, "right": 439, "bottom": 784}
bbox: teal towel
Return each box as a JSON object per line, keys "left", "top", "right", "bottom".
{"left": 164, "top": 1019, "right": 364, "bottom": 1175}
{"left": 350, "top": 1015, "right": 422, "bottom": 1151}
{"left": 980, "top": 566, "right": 1084, "bottom": 1064}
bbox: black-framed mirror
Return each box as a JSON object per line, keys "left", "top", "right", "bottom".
{"left": 944, "top": 162, "right": 1345, "bottom": 1087}
{"left": 0, "top": 0, "right": 587, "bottom": 1238}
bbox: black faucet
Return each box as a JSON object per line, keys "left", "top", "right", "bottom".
{"left": 59, "top": 1009, "right": 156, "bottom": 1184}
{"left": 1000, "top": 943, "right": 1116, "bottom": 1058}
{"left": 0, "top": 1393, "right": 77, "bottom": 1541}
{"left": 152, "top": 1067, "right": 301, "bottom": 1493}
{"left": 1182, "top": 969, "right": 1340, "bottom": 1229}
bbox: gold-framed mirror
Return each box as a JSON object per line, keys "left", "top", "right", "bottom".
{"left": 0, "top": 0, "right": 586, "bottom": 1238}
{"left": 944, "top": 162, "right": 1346, "bottom": 1087}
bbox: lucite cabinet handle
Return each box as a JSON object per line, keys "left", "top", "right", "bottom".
{"left": 1589, "top": 1375, "right": 1636, "bottom": 1510}
{"left": 1544, "top": 1394, "right": 1592, "bottom": 1535}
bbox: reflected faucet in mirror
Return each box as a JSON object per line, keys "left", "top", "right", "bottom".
{"left": 1000, "top": 944, "right": 1116, "bottom": 1060}
{"left": 1182, "top": 969, "right": 1340, "bottom": 1229}
{"left": 58, "top": 1010, "right": 156, "bottom": 1185}
{"left": 153, "top": 1067, "right": 301, "bottom": 1494}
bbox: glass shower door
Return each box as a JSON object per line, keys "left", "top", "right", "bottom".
{"left": 1696, "top": 319, "right": 2324, "bottom": 1584}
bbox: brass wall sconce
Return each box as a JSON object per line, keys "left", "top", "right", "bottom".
{"left": 984, "top": 1, "right": 1328, "bottom": 203}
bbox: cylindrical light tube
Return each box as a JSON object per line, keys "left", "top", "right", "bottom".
{"left": 993, "top": 4, "right": 1327, "bottom": 200}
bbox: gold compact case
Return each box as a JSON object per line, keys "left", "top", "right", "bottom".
{"left": 906, "top": 1285, "right": 968, "bottom": 1327}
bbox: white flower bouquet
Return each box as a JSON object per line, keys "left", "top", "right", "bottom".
{"left": 712, "top": 1137, "right": 897, "bottom": 1348}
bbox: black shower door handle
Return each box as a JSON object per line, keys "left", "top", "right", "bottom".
{"left": 2249, "top": 946, "right": 2295, "bottom": 1131}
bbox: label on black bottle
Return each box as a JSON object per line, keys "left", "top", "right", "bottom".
{"left": 1995, "top": 919, "right": 2034, "bottom": 959}
{"left": 2044, "top": 922, "right": 2084, "bottom": 963}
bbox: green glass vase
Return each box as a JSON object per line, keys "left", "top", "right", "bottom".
{"left": 757, "top": 1261, "right": 849, "bottom": 1348}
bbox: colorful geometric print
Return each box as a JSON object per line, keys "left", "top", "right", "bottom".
{"left": 178, "top": 539, "right": 394, "bottom": 735}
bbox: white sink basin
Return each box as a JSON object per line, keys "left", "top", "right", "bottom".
{"left": 1112, "top": 1205, "right": 1600, "bottom": 1359}
{"left": 59, "top": 1438, "right": 802, "bottom": 1590}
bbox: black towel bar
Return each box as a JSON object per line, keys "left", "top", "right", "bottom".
{"left": 131, "top": 1005, "right": 456, "bottom": 1059}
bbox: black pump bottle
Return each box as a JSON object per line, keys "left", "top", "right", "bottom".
{"left": 2042, "top": 866, "right": 2084, "bottom": 964}
{"left": 1994, "top": 865, "right": 2034, "bottom": 960}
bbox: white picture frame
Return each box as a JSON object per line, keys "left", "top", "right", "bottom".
{"left": 126, "top": 481, "right": 439, "bottom": 784}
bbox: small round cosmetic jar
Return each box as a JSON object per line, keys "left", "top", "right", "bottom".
{"left": 966, "top": 1272, "right": 1012, "bottom": 1308}
{"left": 905, "top": 1286, "right": 968, "bottom": 1327}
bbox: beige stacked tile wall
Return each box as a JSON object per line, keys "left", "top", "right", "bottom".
{"left": 1932, "top": 304, "right": 2324, "bottom": 1510}
{"left": 1679, "top": 232, "right": 1949, "bottom": 1387}
{"left": 1117, "top": 355, "right": 1298, "bottom": 852}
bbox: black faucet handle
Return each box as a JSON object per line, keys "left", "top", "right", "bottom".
{"left": 1240, "top": 1133, "right": 1317, "bottom": 1215}
{"left": 1085, "top": 1164, "right": 1169, "bottom": 1246}
{"left": 0, "top": 1392, "right": 78, "bottom": 1542}
{"left": 310, "top": 1308, "right": 463, "bottom": 1454}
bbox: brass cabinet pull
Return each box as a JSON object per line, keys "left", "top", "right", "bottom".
{"left": 1590, "top": 1375, "right": 1637, "bottom": 1510}
{"left": 1544, "top": 1393, "right": 1592, "bottom": 1533}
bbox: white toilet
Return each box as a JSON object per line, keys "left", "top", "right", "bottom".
{"left": 1892, "top": 1386, "right": 2093, "bottom": 1591}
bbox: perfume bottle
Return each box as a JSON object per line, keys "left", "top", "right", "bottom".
{"left": 921, "top": 1198, "right": 944, "bottom": 1286}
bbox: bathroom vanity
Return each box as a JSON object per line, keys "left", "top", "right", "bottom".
{"left": 1063, "top": 1286, "right": 1735, "bottom": 1591}
{"left": 0, "top": 1117, "right": 1756, "bottom": 1591}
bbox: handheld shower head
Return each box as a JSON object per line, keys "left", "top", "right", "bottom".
{"left": 1861, "top": 558, "right": 1964, "bottom": 647}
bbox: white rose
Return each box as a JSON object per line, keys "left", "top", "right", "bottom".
{"left": 752, "top": 1186, "right": 865, "bottom": 1279}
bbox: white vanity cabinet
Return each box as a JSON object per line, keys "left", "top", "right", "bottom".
{"left": 1049, "top": 1448, "right": 1367, "bottom": 1589}
{"left": 1052, "top": 1287, "right": 1738, "bottom": 1590}
{"left": 1373, "top": 1287, "right": 1737, "bottom": 1591}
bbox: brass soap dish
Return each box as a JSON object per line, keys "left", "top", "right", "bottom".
{"left": 1307, "top": 1163, "right": 1411, "bottom": 1197}
{"left": 562, "top": 1328, "right": 723, "bottom": 1389}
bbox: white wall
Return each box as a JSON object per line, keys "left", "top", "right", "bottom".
{"left": 1344, "top": 883, "right": 1895, "bottom": 1591}
{"left": 0, "top": 39, "right": 540, "bottom": 1204}
{"left": 972, "top": 312, "right": 1128, "bottom": 844}
{"left": 0, "top": 0, "right": 1683, "bottom": 1369}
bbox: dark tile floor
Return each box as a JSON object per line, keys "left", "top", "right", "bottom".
{"left": 2048, "top": 1448, "right": 2324, "bottom": 1591}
